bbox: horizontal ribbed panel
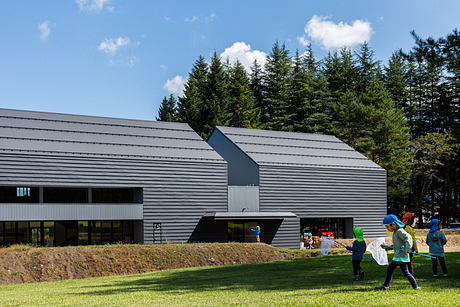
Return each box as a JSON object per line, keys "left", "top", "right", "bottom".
{"left": 259, "top": 166, "right": 387, "bottom": 238}
{"left": 0, "top": 154, "right": 228, "bottom": 243}
{"left": 0, "top": 108, "right": 223, "bottom": 161}
{"left": 0, "top": 204, "right": 143, "bottom": 221}
{"left": 214, "top": 126, "right": 381, "bottom": 169}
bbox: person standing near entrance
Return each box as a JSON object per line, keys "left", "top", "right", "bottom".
{"left": 251, "top": 226, "right": 261, "bottom": 242}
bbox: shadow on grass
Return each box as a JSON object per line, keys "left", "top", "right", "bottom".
{"left": 74, "top": 252, "right": 459, "bottom": 296}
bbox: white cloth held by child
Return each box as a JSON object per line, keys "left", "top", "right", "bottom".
{"left": 367, "top": 238, "right": 388, "bottom": 265}
{"left": 320, "top": 236, "right": 334, "bottom": 256}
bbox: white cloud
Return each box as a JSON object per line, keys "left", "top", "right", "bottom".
{"left": 164, "top": 75, "right": 186, "bottom": 96}
{"left": 297, "top": 36, "right": 310, "bottom": 47}
{"left": 76, "top": 0, "right": 112, "bottom": 13}
{"left": 205, "top": 12, "right": 216, "bottom": 23}
{"left": 219, "top": 42, "right": 267, "bottom": 72}
{"left": 38, "top": 21, "right": 51, "bottom": 40}
{"left": 160, "top": 65, "right": 168, "bottom": 70}
{"left": 98, "top": 36, "right": 131, "bottom": 54}
{"left": 164, "top": 16, "right": 170, "bottom": 21}
{"left": 185, "top": 16, "right": 198, "bottom": 23}
{"left": 305, "top": 15, "right": 373, "bottom": 50}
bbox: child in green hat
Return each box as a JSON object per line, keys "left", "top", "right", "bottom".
{"left": 346, "top": 227, "right": 367, "bottom": 281}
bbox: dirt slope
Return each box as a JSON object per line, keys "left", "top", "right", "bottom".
{"left": 0, "top": 243, "right": 291, "bottom": 285}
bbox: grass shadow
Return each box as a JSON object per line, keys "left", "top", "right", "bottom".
{"left": 73, "top": 252, "right": 459, "bottom": 297}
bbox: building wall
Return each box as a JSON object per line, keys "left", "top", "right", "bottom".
{"left": 208, "top": 129, "right": 259, "bottom": 186}
{"left": 259, "top": 165, "right": 387, "bottom": 241}
{"left": 259, "top": 217, "right": 300, "bottom": 249}
{"left": 0, "top": 154, "right": 228, "bottom": 244}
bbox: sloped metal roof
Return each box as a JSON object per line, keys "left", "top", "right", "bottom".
{"left": 0, "top": 108, "right": 225, "bottom": 162}
{"left": 215, "top": 126, "right": 383, "bottom": 169}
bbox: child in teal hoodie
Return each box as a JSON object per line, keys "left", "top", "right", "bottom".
{"left": 375, "top": 214, "right": 420, "bottom": 290}
{"left": 346, "top": 227, "right": 366, "bottom": 281}
{"left": 426, "top": 219, "right": 448, "bottom": 277}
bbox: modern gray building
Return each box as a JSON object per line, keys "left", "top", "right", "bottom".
{"left": 0, "top": 108, "right": 227, "bottom": 246}
{"left": 207, "top": 126, "right": 387, "bottom": 248}
{"left": 0, "top": 108, "right": 387, "bottom": 249}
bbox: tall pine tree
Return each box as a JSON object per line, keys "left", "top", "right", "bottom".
{"left": 157, "top": 94, "right": 178, "bottom": 121}
{"left": 262, "top": 41, "right": 291, "bottom": 130}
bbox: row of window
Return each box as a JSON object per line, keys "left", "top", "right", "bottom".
{"left": 0, "top": 220, "right": 137, "bottom": 246}
{"left": 0, "top": 187, "right": 142, "bottom": 203}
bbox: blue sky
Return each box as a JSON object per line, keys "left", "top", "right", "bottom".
{"left": 0, "top": 0, "right": 459, "bottom": 121}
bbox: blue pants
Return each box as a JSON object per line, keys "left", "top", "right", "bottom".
{"left": 431, "top": 256, "right": 447, "bottom": 275}
{"left": 383, "top": 260, "right": 418, "bottom": 288}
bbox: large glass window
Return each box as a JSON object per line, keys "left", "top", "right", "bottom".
{"left": 4, "top": 222, "right": 16, "bottom": 245}
{"left": 43, "top": 188, "right": 88, "bottom": 203}
{"left": 43, "top": 222, "right": 54, "bottom": 247}
{"left": 91, "top": 221, "right": 101, "bottom": 245}
{"left": 228, "top": 221, "right": 258, "bottom": 242}
{"left": 112, "top": 221, "right": 122, "bottom": 243}
{"left": 0, "top": 187, "right": 39, "bottom": 203}
{"left": 300, "top": 218, "right": 352, "bottom": 239}
{"left": 101, "top": 221, "right": 112, "bottom": 244}
{"left": 17, "top": 222, "right": 29, "bottom": 244}
{"left": 92, "top": 188, "right": 142, "bottom": 203}
{"left": 78, "top": 221, "right": 89, "bottom": 245}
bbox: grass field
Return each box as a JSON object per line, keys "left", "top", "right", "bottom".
{"left": 0, "top": 252, "right": 458, "bottom": 306}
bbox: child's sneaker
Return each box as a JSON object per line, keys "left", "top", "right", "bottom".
{"left": 359, "top": 271, "right": 365, "bottom": 280}
{"left": 353, "top": 275, "right": 359, "bottom": 281}
{"left": 443, "top": 274, "right": 448, "bottom": 277}
{"left": 413, "top": 286, "right": 421, "bottom": 290}
{"left": 432, "top": 274, "right": 438, "bottom": 278}
{"left": 374, "top": 285, "right": 388, "bottom": 291}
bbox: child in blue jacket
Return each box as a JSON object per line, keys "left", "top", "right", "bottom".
{"left": 426, "top": 219, "right": 448, "bottom": 277}
{"left": 346, "top": 227, "right": 367, "bottom": 281}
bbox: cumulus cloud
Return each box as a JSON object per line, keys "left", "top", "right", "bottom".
{"left": 297, "top": 36, "right": 310, "bottom": 47}
{"left": 38, "top": 21, "right": 51, "bottom": 40}
{"left": 205, "top": 12, "right": 216, "bottom": 23}
{"left": 219, "top": 42, "right": 267, "bottom": 72}
{"left": 98, "top": 36, "right": 131, "bottom": 54}
{"left": 164, "top": 75, "right": 186, "bottom": 96}
{"left": 305, "top": 15, "right": 373, "bottom": 50}
{"left": 76, "top": 0, "right": 112, "bottom": 13}
{"left": 185, "top": 16, "right": 198, "bottom": 23}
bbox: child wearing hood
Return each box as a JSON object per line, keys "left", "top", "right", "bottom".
{"left": 402, "top": 212, "right": 418, "bottom": 275}
{"left": 346, "top": 227, "right": 366, "bottom": 281}
{"left": 426, "top": 219, "right": 448, "bottom": 277}
{"left": 375, "top": 214, "right": 420, "bottom": 290}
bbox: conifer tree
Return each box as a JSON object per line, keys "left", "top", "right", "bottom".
{"left": 202, "top": 52, "right": 230, "bottom": 137}
{"left": 355, "top": 42, "right": 382, "bottom": 95}
{"left": 249, "top": 59, "right": 264, "bottom": 115}
{"left": 228, "top": 61, "right": 260, "bottom": 128}
{"left": 177, "top": 56, "right": 208, "bottom": 137}
{"left": 156, "top": 94, "right": 178, "bottom": 121}
{"left": 262, "top": 41, "right": 291, "bottom": 130}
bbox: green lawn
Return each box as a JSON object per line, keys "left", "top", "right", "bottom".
{"left": 0, "top": 252, "right": 458, "bottom": 306}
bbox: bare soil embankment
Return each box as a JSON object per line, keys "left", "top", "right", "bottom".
{"left": 0, "top": 243, "right": 291, "bottom": 285}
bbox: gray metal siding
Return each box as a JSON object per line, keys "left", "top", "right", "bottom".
{"left": 0, "top": 204, "right": 143, "bottom": 221}
{"left": 260, "top": 217, "right": 300, "bottom": 249}
{"left": 214, "top": 126, "right": 382, "bottom": 169}
{"left": 259, "top": 165, "right": 387, "bottom": 238}
{"left": 208, "top": 129, "right": 259, "bottom": 186}
{"left": 0, "top": 154, "right": 228, "bottom": 243}
{"left": 227, "top": 186, "right": 259, "bottom": 212}
{"left": 0, "top": 108, "right": 224, "bottom": 162}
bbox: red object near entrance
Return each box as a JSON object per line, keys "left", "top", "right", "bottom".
{"left": 314, "top": 228, "right": 334, "bottom": 239}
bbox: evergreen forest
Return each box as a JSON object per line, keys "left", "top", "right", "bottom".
{"left": 156, "top": 30, "right": 460, "bottom": 226}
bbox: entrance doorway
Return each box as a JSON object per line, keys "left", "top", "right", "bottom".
{"left": 227, "top": 221, "right": 258, "bottom": 242}
{"left": 300, "top": 218, "right": 353, "bottom": 239}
